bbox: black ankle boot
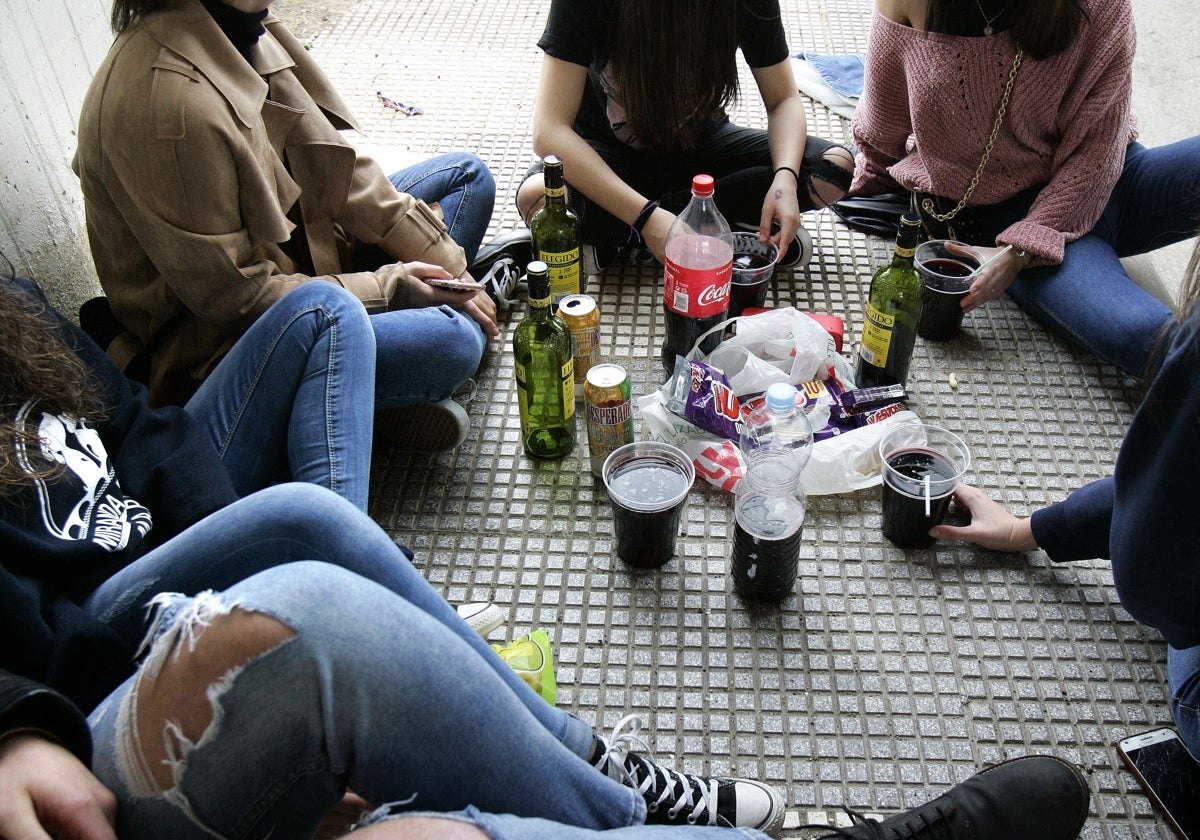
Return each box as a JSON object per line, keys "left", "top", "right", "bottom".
{"left": 809, "top": 756, "right": 1090, "bottom": 840}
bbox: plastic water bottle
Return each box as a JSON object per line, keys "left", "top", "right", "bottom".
{"left": 731, "top": 381, "right": 813, "bottom": 600}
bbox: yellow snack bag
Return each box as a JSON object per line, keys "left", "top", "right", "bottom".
{"left": 491, "top": 629, "right": 556, "bottom": 706}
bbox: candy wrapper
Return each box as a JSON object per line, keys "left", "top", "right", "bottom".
{"left": 662, "top": 357, "right": 744, "bottom": 441}
{"left": 491, "top": 629, "right": 556, "bottom": 705}
{"left": 640, "top": 356, "right": 921, "bottom": 495}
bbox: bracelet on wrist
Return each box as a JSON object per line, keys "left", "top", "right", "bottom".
{"left": 774, "top": 166, "right": 800, "bottom": 183}
{"left": 627, "top": 200, "right": 660, "bottom": 245}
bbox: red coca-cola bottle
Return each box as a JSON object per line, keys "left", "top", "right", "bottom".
{"left": 660, "top": 174, "right": 734, "bottom": 379}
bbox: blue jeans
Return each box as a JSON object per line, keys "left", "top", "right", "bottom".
{"left": 374, "top": 153, "right": 494, "bottom": 406}
{"left": 185, "top": 283, "right": 376, "bottom": 510}
{"left": 360, "top": 806, "right": 769, "bottom": 839}
{"left": 369, "top": 305, "right": 487, "bottom": 408}
{"left": 83, "top": 490, "right": 647, "bottom": 837}
{"left": 1008, "top": 138, "right": 1200, "bottom": 376}
{"left": 388, "top": 152, "right": 496, "bottom": 264}
{"left": 1169, "top": 643, "right": 1200, "bottom": 757}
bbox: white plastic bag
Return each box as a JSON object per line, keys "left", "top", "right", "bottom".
{"left": 686, "top": 307, "right": 854, "bottom": 396}
{"left": 639, "top": 386, "right": 922, "bottom": 496}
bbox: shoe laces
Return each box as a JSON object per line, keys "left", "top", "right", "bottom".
{"left": 478, "top": 257, "right": 521, "bottom": 310}
{"left": 802, "top": 803, "right": 958, "bottom": 840}
{"left": 595, "top": 715, "right": 724, "bottom": 827}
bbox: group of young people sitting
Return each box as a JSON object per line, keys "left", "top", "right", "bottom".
{"left": 3, "top": 0, "right": 1197, "bottom": 837}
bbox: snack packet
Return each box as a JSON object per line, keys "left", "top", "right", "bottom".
{"left": 491, "top": 629, "right": 556, "bottom": 705}
{"left": 662, "top": 356, "right": 743, "bottom": 441}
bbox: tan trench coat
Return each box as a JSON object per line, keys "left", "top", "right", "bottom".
{"left": 74, "top": 0, "right": 467, "bottom": 406}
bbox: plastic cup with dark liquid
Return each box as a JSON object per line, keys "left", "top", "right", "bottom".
{"left": 915, "top": 240, "right": 980, "bottom": 341}
{"left": 602, "top": 441, "right": 696, "bottom": 568}
{"left": 878, "top": 423, "right": 971, "bottom": 549}
{"left": 727, "top": 232, "right": 780, "bottom": 320}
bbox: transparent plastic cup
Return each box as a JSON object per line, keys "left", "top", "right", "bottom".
{"left": 879, "top": 423, "right": 970, "bottom": 549}
{"left": 602, "top": 441, "right": 695, "bottom": 568}
{"left": 728, "top": 232, "right": 780, "bottom": 319}
{"left": 915, "top": 240, "right": 980, "bottom": 341}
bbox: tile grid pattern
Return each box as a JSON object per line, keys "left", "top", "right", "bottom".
{"left": 313, "top": 1, "right": 1175, "bottom": 836}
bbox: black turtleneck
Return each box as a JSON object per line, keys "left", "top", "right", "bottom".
{"left": 198, "top": 0, "right": 268, "bottom": 60}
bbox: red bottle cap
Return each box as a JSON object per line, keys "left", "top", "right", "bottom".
{"left": 691, "top": 174, "right": 715, "bottom": 197}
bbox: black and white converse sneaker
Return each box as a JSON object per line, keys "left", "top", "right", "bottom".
{"left": 592, "top": 715, "right": 785, "bottom": 837}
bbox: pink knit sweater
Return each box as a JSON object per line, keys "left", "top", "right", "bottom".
{"left": 850, "top": 0, "right": 1138, "bottom": 265}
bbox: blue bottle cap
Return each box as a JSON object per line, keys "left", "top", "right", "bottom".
{"left": 765, "top": 382, "right": 797, "bottom": 412}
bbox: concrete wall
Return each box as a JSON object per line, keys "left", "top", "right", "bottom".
{"left": 0, "top": 0, "right": 110, "bottom": 316}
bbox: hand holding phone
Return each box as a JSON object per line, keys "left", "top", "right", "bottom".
{"left": 1118, "top": 726, "right": 1200, "bottom": 839}
{"left": 424, "top": 277, "right": 483, "bottom": 294}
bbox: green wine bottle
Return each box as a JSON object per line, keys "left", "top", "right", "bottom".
{"left": 514, "top": 261, "right": 576, "bottom": 458}
{"left": 855, "top": 211, "right": 924, "bottom": 388}
{"left": 530, "top": 155, "right": 582, "bottom": 303}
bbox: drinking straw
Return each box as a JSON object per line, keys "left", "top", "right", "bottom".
{"left": 967, "top": 244, "right": 1014, "bottom": 279}
{"left": 924, "top": 475, "right": 931, "bottom": 517}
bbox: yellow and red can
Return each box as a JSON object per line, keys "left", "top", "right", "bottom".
{"left": 557, "top": 294, "right": 601, "bottom": 400}
{"left": 584, "top": 363, "right": 635, "bottom": 477}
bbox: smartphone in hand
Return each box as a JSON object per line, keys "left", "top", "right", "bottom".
{"left": 424, "top": 277, "right": 483, "bottom": 294}
{"left": 1118, "top": 727, "right": 1200, "bottom": 839}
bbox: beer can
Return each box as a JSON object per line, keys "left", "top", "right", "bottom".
{"left": 584, "top": 363, "right": 635, "bottom": 477}
{"left": 557, "top": 294, "right": 601, "bottom": 400}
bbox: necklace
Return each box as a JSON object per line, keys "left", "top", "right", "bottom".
{"left": 973, "top": 0, "right": 1004, "bottom": 36}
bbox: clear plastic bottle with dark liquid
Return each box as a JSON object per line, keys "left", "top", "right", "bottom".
{"left": 660, "top": 174, "right": 734, "bottom": 379}
{"left": 731, "top": 382, "right": 813, "bottom": 601}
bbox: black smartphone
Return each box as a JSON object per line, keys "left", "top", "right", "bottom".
{"left": 1118, "top": 727, "right": 1200, "bottom": 840}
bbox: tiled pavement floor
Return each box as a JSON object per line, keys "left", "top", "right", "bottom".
{"left": 306, "top": 1, "right": 1179, "bottom": 836}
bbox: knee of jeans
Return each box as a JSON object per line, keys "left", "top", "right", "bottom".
{"left": 115, "top": 595, "right": 297, "bottom": 812}
{"left": 435, "top": 306, "right": 487, "bottom": 372}
{"left": 803, "top": 145, "right": 854, "bottom": 209}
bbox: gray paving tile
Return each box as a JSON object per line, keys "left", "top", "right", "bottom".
{"left": 312, "top": 1, "right": 1177, "bottom": 835}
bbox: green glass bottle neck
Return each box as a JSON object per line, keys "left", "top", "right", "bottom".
{"left": 527, "top": 276, "right": 553, "bottom": 312}
{"left": 543, "top": 165, "right": 567, "bottom": 207}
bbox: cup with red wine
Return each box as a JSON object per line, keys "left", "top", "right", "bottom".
{"left": 727, "top": 232, "right": 780, "bottom": 319}
{"left": 878, "top": 422, "right": 971, "bottom": 549}
{"left": 915, "top": 240, "right": 980, "bottom": 341}
{"left": 602, "top": 441, "right": 696, "bottom": 568}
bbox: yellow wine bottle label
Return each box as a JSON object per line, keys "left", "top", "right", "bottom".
{"left": 561, "top": 358, "right": 575, "bottom": 418}
{"left": 895, "top": 244, "right": 916, "bottom": 259}
{"left": 545, "top": 184, "right": 566, "bottom": 198}
{"left": 860, "top": 302, "right": 895, "bottom": 367}
{"left": 542, "top": 248, "right": 581, "bottom": 300}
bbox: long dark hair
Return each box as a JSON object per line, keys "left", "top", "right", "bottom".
{"left": 0, "top": 267, "right": 106, "bottom": 494}
{"left": 609, "top": 0, "right": 741, "bottom": 150}
{"left": 111, "top": 0, "right": 169, "bottom": 33}
{"left": 926, "top": 0, "right": 1087, "bottom": 61}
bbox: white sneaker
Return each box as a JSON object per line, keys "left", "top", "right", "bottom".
{"left": 456, "top": 602, "right": 505, "bottom": 636}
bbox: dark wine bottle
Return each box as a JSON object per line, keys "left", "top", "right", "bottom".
{"left": 530, "top": 155, "right": 582, "bottom": 304}
{"left": 855, "top": 212, "right": 923, "bottom": 389}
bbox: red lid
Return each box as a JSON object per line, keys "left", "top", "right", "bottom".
{"left": 691, "top": 174, "right": 715, "bottom": 196}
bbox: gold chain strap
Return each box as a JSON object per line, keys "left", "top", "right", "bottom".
{"left": 921, "top": 48, "right": 1023, "bottom": 223}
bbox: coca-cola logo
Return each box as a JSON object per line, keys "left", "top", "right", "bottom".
{"left": 696, "top": 283, "right": 730, "bottom": 307}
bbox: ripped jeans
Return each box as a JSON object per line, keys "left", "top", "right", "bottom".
{"left": 85, "top": 497, "right": 649, "bottom": 838}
